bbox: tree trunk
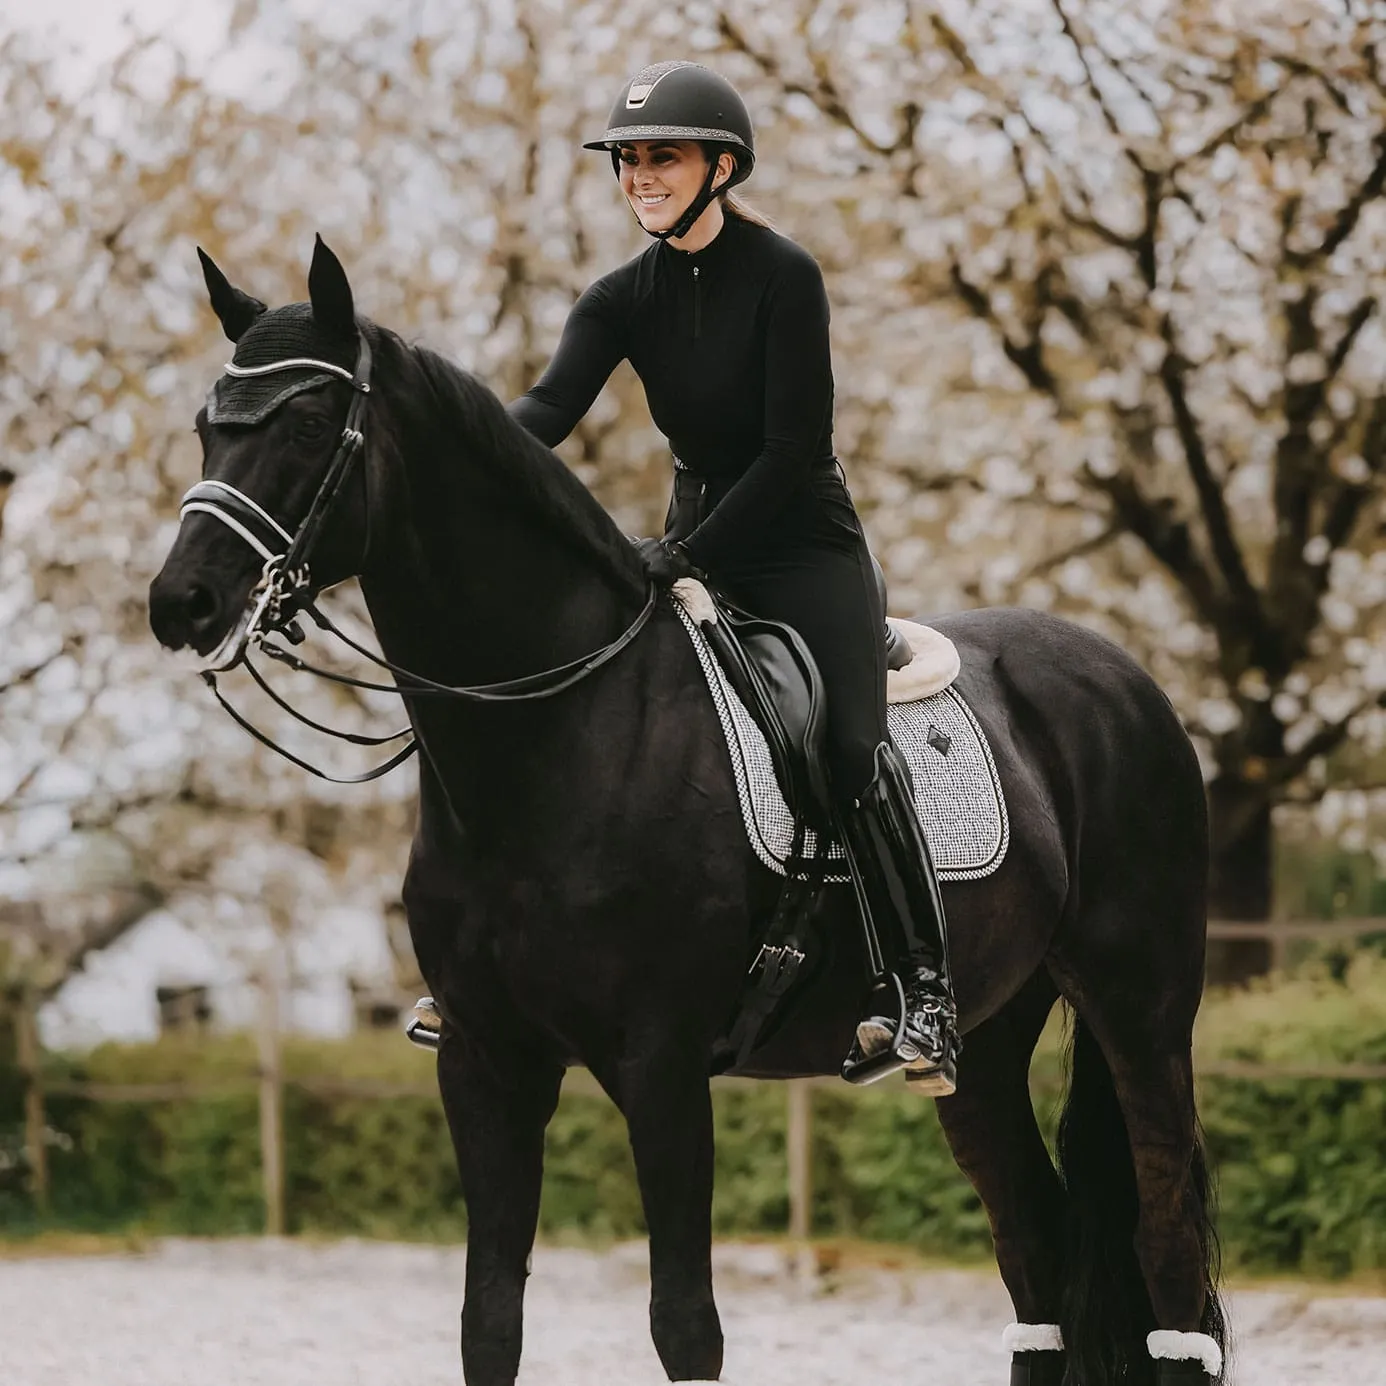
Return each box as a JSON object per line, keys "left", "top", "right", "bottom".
{"left": 1205, "top": 774, "right": 1274, "bottom": 985}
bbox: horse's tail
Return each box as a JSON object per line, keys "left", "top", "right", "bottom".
{"left": 1056, "top": 1014, "right": 1226, "bottom": 1386}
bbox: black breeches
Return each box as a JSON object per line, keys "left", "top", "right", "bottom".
{"left": 701, "top": 476, "right": 887, "bottom": 801}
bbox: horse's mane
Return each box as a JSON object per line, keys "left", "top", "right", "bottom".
{"left": 371, "top": 326, "right": 646, "bottom": 600}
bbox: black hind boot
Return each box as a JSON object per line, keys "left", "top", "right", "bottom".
{"left": 1155, "top": 1365, "right": 1215, "bottom": 1384}
{"left": 1003, "top": 1324, "right": 1065, "bottom": 1385}
{"left": 1010, "top": 1352, "right": 1065, "bottom": 1386}
{"left": 839, "top": 741, "right": 960, "bottom": 1095}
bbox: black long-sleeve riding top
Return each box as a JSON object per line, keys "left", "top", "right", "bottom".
{"left": 508, "top": 212, "right": 837, "bottom": 571}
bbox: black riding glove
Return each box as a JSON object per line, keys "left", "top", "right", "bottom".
{"left": 633, "top": 537, "right": 701, "bottom": 588}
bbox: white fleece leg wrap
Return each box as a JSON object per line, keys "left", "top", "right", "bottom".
{"left": 1148, "top": 1330, "right": 1222, "bottom": 1377}
{"left": 1002, "top": 1323, "right": 1064, "bottom": 1354}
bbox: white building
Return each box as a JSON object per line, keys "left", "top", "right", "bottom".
{"left": 38, "top": 900, "right": 404, "bottom": 1051}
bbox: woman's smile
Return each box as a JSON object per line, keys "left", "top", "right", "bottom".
{"left": 618, "top": 140, "right": 711, "bottom": 232}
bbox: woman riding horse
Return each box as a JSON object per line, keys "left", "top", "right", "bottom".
{"left": 508, "top": 60, "right": 961, "bottom": 1095}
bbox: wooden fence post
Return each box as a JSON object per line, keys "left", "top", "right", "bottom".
{"left": 256, "top": 966, "right": 286, "bottom": 1237}
{"left": 786, "top": 1078, "right": 812, "bottom": 1242}
{"left": 16, "top": 988, "right": 49, "bottom": 1214}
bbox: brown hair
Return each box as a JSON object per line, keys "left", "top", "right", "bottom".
{"left": 697, "top": 140, "right": 774, "bottom": 230}
{"left": 724, "top": 192, "right": 775, "bottom": 230}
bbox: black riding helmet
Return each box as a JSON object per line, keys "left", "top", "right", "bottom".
{"left": 583, "top": 61, "right": 756, "bottom": 241}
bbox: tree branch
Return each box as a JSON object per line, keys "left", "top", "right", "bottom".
{"left": 0, "top": 465, "right": 14, "bottom": 542}
{"left": 1327, "top": 296, "right": 1377, "bottom": 380}
{"left": 0, "top": 683, "right": 96, "bottom": 809}
{"left": 1271, "top": 687, "right": 1386, "bottom": 789}
{"left": 1049, "top": 0, "right": 1158, "bottom": 187}
{"left": 1319, "top": 394, "right": 1386, "bottom": 553}
{"left": 1084, "top": 468, "right": 1224, "bottom": 628}
{"left": 1265, "top": 298, "right": 1375, "bottom": 666}
{"left": 0, "top": 641, "right": 75, "bottom": 697}
{"left": 1172, "top": 87, "right": 1282, "bottom": 175}
{"left": 1286, "top": 129, "right": 1386, "bottom": 267}
{"left": 1024, "top": 522, "right": 1122, "bottom": 579}
{"left": 948, "top": 261, "right": 1061, "bottom": 398}
{"left": 717, "top": 12, "right": 916, "bottom": 157}
{"left": 1154, "top": 315, "right": 1263, "bottom": 628}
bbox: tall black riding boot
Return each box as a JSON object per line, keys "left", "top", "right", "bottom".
{"left": 839, "top": 740, "right": 960, "bottom": 1096}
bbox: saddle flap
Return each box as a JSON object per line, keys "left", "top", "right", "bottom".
{"left": 697, "top": 597, "right": 833, "bottom": 831}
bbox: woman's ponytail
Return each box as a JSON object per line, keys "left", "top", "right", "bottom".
{"left": 724, "top": 192, "right": 775, "bottom": 230}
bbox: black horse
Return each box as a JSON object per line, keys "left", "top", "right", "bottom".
{"left": 149, "top": 240, "right": 1225, "bottom": 1386}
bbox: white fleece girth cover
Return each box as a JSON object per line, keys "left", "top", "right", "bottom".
{"left": 1147, "top": 1330, "right": 1223, "bottom": 1376}
{"left": 1002, "top": 1323, "right": 1065, "bottom": 1354}
{"left": 671, "top": 592, "right": 1010, "bottom": 883}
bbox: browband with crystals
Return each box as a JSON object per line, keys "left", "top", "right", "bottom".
{"left": 223, "top": 357, "right": 357, "bottom": 381}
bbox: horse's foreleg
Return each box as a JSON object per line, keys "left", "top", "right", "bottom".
{"left": 933, "top": 973, "right": 1067, "bottom": 1381}
{"left": 619, "top": 1045, "right": 724, "bottom": 1383}
{"left": 438, "top": 1032, "right": 564, "bottom": 1386}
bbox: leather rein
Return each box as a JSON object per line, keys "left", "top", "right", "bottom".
{"left": 180, "top": 330, "right": 658, "bottom": 783}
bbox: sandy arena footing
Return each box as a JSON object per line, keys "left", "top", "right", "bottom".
{"left": 4, "top": 1238, "right": 1385, "bottom": 1385}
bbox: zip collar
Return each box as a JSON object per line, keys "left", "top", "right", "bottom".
{"left": 662, "top": 209, "right": 747, "bottom": 267}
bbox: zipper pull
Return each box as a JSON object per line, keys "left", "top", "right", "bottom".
{"left": 693, "top": 263, "right": 701, "bottom": 339}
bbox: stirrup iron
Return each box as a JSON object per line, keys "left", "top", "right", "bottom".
{"left": 404, "top": 995, "right": 441, "bottom": 1050}
{"left": 840, "top": 972, "right": 915, "bottom": 1085}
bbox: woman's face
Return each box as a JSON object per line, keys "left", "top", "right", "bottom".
{"left": 617, "top": 140, "right": 730, "bottom": 235}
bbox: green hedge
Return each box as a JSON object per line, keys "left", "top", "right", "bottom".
{"left": 3, "top": 1065, "right": 996, "bottom": 1255}
{"left": 5, "top": 961, "right": 1386, "bottom": 1277}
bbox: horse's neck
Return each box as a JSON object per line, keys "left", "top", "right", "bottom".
{"left": 356, "top": 419, "right": 643, "bottom": 824}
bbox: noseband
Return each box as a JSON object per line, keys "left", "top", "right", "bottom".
{"left": 178, "top": 329, "right": 656, "bottom": 783}
{"left": 181, "top": 333, "right": 374, "bottom": 653}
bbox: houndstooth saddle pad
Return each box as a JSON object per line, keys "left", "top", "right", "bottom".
{"left": 672, "top": 598, "right": 1010, "bottom": 883}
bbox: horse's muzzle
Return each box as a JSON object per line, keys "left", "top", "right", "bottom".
{"left": 148, "top": 570, "right": 230, "bottom": 654}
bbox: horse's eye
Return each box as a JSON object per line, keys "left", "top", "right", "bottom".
{"left": 294, "top": 415, "right": 329, "bottom": 442}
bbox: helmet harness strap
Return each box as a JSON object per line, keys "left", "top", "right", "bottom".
{"left": 616, "top": 151, "right": 727, "bottom": 243}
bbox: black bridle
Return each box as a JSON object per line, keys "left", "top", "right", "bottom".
{"left": 180, "top": 328, "right": 658, "bottom": 782}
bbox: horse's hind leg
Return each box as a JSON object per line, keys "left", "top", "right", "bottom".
{"left": 1053, "top": 895, "right": 1224, "bottom": 1383}
{"left": 1079, "top": 999, "right": 1215, "bottom": 1333}
{"left": 616, "top": 1038, "right": 723, "bottom": 1382}
{"left": 438, "top": 1031, "right": 564, "bottom": 1386}
{"left": 934, "top": 971, "right": 1067, "bottom": 1363}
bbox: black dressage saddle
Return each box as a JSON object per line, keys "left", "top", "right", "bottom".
{"left": 694, "top": 555, "right": 911, "bottom": 836}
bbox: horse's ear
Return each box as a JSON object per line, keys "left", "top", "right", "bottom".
{"left": 308, "top": 234, "right": 356, "bottom": 337}
{"left": 197, "top": 247, "right": 267, "bottom": 343}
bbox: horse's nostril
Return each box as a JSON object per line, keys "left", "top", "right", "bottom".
{"left": 186, "top": 584, "right": 220, "bottom": 628}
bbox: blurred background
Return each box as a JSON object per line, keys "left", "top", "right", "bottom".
{"left": 2, "top": 0, "right": 1386, "bottom": 1288}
